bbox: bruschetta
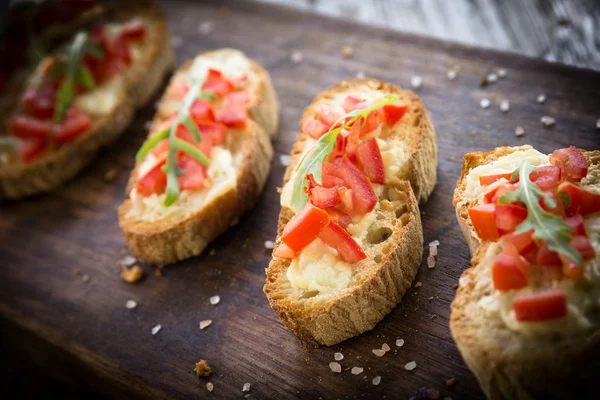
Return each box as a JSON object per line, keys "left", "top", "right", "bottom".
{"left": 0, "top": 1, "right": 174, "bottom": 199}
{"left": 119, "top": 49, "right": 279, "bottom": 265}
{"left": 451, "top": 145, "right": 600, "bottom": 399}
{"left": 264, "top": 78, "right": 437, "bottom": 346}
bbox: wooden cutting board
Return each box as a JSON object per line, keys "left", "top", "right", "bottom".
{"left": 1, "top": 0, "right": 599, "bottom": 398}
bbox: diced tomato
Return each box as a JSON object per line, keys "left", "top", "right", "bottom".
{"left": 317, "top": 104, "right": 341, "bottom": 128}
{"left": 119, "top": 20, "right": 146, "bottom": 41}
{"left": 558, "top": 181, "right": 600, "bottom": 216}
{"left": 151, "top": 139, "right": 169, "bottom": 158}
{"left": 106, "top": 33, "right": 131, "bottom": 65}
{"left": 273, "top": 243, "right": 295, "bottom": 259}
{"left": 89, "top": 26, "right": 106, "bottom": 45}
{"left": 177, "top": 154, "right": 210, "bottom": 191}
{"left": 342, "top": 95, "right": 361, "bottom": 112}
{"left": 52, "top": 107, "right": 92, "bottom": 145}
{"left": 530, "top": 166, "right": 561, "bottom": 191}
{"left": 503, "top": 230, "right": 534, "bottom": 253}
{"left": 205, "top": 68, "right": 223, "bottom": 82}
{"left": 377, "top": 104, "right": 408, "bottom": 127}
{"left": 492, "top": 243, "right": 529, "bottom": 291}
{"left": 322, "top": 162, "right": 346, "bottom": 188}
{"left": 356, "top": 113, "right": 378, "bottom": 136}
{"left": 495, "top": 204, "right": 527, "bottom": 233}
{"left": 20, "top": 85, "right": 56, "bottom": 119}
{"left": 302, "top": 119, "right": 329, "bottom": 139}
{"left": 564, "top": 215, "right": 586, "bottom": 236}
{"left": 196, "top": 121, "right": 226, "bottom": 146}
{"left": 344, "top": 119, "right": 361, "bottom": 164}
{"left": 468, "top": 204, "right": 500, "bottom": 240}
{"left": 17, "top": 137, "right": 47, "bottom": 163}
{"left": 325, "top": 208, "right": 351, "bottom": 228}
{"left": 136, "top": 158, "right": 167, "bottom": 196}
{"left": 537, "top": 244, "right": 562, "bottom": 266}
{"left": 550, "top": 146, "right": 588, "bottom": 182}
{"left": 202, "top": 79, "right": 235, "bottom": 98}
{"left": 214, "top": 91, "right": 248, "bottom": 128}
{"left": 512, "top": 289, "right": 567, "bottom": 322}
{"left": 337, "top": 186, "right": 354, "bottom": 211}
{"left": 570, "top": 235, "right": 596, "bottom": 261}
{"left": 323, "top": 157, "right": 377, "bottom": 215}
{"left": 309, "top": 185, "right": 341, "bottom": 208}
{"left": 328, "top": 134, "right": 347, "bottom": 162}
{"left": 318, "top": 221, "right": 367, "bottom": 264}
{"left": 479, "top": 173, "right": 513, "bottom": 186}
{"left": 281, "top": 203, "right": 331, "bottom": 252}
{"left": 355, "top": 138, "right": 385, "bottom": 184}
{"left": 485, "top": 183, "right": 517, "bottom": 204}
{"left": 540, "top": 189, "right": 565, "bottom": 216}
{"left": 189, "top": 100, "right": 215, "bottom": 123}
{"left": 9, "top": 116, "right": 52, "bottom": 139}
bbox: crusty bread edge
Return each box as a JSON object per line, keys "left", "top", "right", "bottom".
{"left": 451, "top": 147, "right": 600, "bottom": 399}
{"left": 0, "top": 2, "right": 174, "bottom": 199}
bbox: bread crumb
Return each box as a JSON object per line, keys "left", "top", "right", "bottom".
{"left": 206, "top": 382, "right": 214, "bottom": 392}
{"left": 444, "top": 377, "right": 456, "bottom": 386}
{"left": 155, "top": 268, "right": 163, "bottom": 277}
{"left": 195, "top": 360, "right": 212, "bottom": 377}
{"left": 515, "top": 126, "right": 525, "bottom": 137}
{"left": 81, "top": 274, "right": 90, "bottom": 283}
{"left": 414, "top": 281, "right": 423, "bottom": 288}
{"left": 104, "top": 168, "right": 118, "bottom": 181}
{"left": 341, "top": 45, "right": 353, "bottom": 58}
{"left": 452, "top": 283, "right": 459, "bottom": 289}
{"left": 121, "top": 265, "right": 144, "bottom": 283}
{"left": 209, "top": 248, "right": 216, "bottom": 256}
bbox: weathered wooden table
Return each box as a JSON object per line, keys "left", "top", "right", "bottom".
{"left": 1, "top": 0, "right": 599, "bottom": 398}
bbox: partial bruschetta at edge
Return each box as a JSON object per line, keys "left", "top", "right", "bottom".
{"left": 119, "top": 49, "right": 279, "bottom": 265}
{"left": 451, "top": 145, "right": 600, "bottom": 399}
{"left": 0, "top": 1, "right": 174, "bottom": 199}
{"left": 264, "top": 78, "right": 437, "bottom": 346}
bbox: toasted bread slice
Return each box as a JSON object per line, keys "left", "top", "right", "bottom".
{"left": 0, "top": 2, "right": 174, "bottom": 199}
{"left": 264, "top": 78, "right": 437, "bottom": 346}
{"left": 118, "top": 50, "right": 277, "bottom": 265}
{"left": 451, "top": 146, "right": 600, "bottom": 399}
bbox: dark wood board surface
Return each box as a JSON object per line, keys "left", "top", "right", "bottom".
{"left": 1, "top": 0, "right": 599, "bottom": 398}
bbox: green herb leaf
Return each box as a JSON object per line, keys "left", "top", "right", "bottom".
{"left": 136, "top": 128, "right": 169, "bottom": 162}
{"left": 173, "top": 138, "right": 210, "bottom": 165}
{"left": 499, "top": 161, "right": 582, "bottom": 264}
{"left": 181, "top": 115, "right": 202, "bottom": 143}
{"left": 289, "top": 94, "right": 399, "bottom": 213}
{"left": 199, "top": 91, "right": 217, "bottom": 101}
{"left": 76, "top": 65, "right": 95, "bottom": 90}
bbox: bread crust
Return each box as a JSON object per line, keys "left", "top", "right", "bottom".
{"left": 118, "top": 49, "right": 277, "bottom": 265}
{"left": 451, "top": 146, "right": 600, "bottom": 399}
{"left": 264, "top": 78, "right": 436, "bottom": 346}
{"left": 0, "top": 1, "right": 174, "bottom": 199}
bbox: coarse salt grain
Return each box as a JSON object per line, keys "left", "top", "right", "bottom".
{"left": 290, "top": 51, "right": 303, "bottom": 64}
{"left": 410, "top": 76, "right": 422, "bottom": 89}
{"left": 334, "top": 352, "right": 344, "bottom": 361}
{"left": 206, "top": 382, "right": 214, "bottom": 392}
{"left": 279, "top": 154, "right": 291, "bottom": 167}
{"left": 515, "top": 126, "right": 525, "bottom": 137}
{"left": 497, "top": 68, "right": 507, "bottom": 78}
{"left": 427, "top": 254, "right": 436, "bottom": 268}
{"left": 210, "top": 295, "right": 220, "bottom": 305}
{"left": 541, "top": 116, "right": 556, "bottom": 127}
{"left": 151, "top": 324, "right": 162, "bottom": 335}
{"left": 480, "top": 98, "right": 490, "bottom": 109}
{"left": 351, "top": 367, "right": 364, "bottom": 375}
{"left": 372, "top": 376, "right": 381, "bottom": 385}
{"left": 396, "top": 338, "right": 405, "bottom": 347}
{"left": 329, "top": 362, "right": 342, "bottom": 373}
{"left": 429, "top": 240, "right": 439, "bottom": 246}
{"left": 429, "top": 245, "right": 438, "bottom": 257}
{"left": 355, "top": 71, "right": 366, "bottom": 79}
{"left": 200, "top": 320, "right": 212, "bottom": 330}
{"left": 500, "top": 100, "right": 510, "bottom": 112}
{"left": 264, "top": 240, "right": 275, "bottom": 249}
{"left": 126, "top": 300, "right": 137, "bottom": 309}
{"left": 381, "top": 343, "right": 391, "bottom": 352}
{"left": 242, "top": 382, "right": 251, "bottom": 392}
{"left": 117, "top": 255, "right": 136, "bottom": 268}
{"left": 537, "top": 94, "right": 546, "bottom": 104}
{"left": 198, "top": 20, "right": 215, "bottom": 35}
{"left": 372, "top": 349, "right": 386, "bottom": 357}
{"left": 446, "top": 69, "right": 457, "bottom": 80}
{"left": 405, "top": 361, "right": 417, "bottom": 371}
{"left": 487, "top": 73, "right": 498, "bottom": 83}
{"left": 596, "top": 118, "right": 600, "bottom": 129}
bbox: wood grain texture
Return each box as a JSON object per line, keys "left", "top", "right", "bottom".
{"left": 1, "top": 0, "right": 599, "bottom": 398}
{"left": 259, "top": 0, "right": 600, "bottom": 69}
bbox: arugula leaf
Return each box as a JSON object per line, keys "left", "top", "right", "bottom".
{"left": 499, "top": 161, "right": 582, "bottom": 264}
{"left": 289, "top": 94, "right": 399, "bottom": 213}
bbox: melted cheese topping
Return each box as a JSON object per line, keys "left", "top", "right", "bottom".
{"left": 188, "top": 49, "right": 252, "bottom": 82}
{"left": 465, "top": 149, "right": 600, "bottom": 335}
{"left": 126, "top": 146, "right": 238, "bottom": 222}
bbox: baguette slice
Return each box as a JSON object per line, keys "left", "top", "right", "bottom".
{"left": 264, "top": 78, "right": 437, "bottom": 346}
{"left": 0, "top": 2, "right": 174, "bottom": 199}
{"left": 451, "top": 146, "right": 600, "bottom": 399}
{"left": 118, "top": 49, "right": 277, "bottom": 265}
